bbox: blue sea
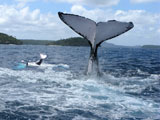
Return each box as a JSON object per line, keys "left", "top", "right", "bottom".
{"left": 0, "top": 44, "right": 160, "bottom": 120}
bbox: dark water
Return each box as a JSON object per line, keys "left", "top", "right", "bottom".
{"left": 0, "top": 45, "right": 160, "bottom": 120}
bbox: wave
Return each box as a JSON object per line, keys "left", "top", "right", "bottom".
{"left": 0, "top": 65, "right": 159, "bottom": 119}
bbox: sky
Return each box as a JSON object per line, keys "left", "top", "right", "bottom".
{"left": 0, "top": 0, "right": 160, "bottom": 46}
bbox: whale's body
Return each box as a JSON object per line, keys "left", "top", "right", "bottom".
{"left": 58, "top": 12, "right": 134, "bottom": 75}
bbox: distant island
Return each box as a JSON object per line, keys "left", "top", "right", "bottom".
{"left": 48, "top": 37, "right": 89, "bottom": 46}
{"left": 20, "top": 37, "right": 89, "bottom": 46}
{"left": 21, "top": 39, "right": 51, "bottom": 45}
{"left": 0, "top": 32, "right": 89, "bottom": 46}
{"left": 0, "top": 33, "right": 22, "bottom": 45}
{"left": 142, "top": 45, "right": 160, "bottom": 49}
{"left": 1, "top": 32, "right": 160, "bottom": 48}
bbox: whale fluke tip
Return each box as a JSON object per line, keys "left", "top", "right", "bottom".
{"left": 58, "top": 12, "right": 63, "bottom": 15}
{"left": 40, "top": 53, "right": 47, "bottom": 59}
{"left": 58, "top": 12, "right": 64, "bottom": 18}
{"left": 128, "top": 22, "right": 134, "bottom": 29}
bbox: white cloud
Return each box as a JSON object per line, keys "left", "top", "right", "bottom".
{"left": 113, "top": 10, "right": 160, "bottom": 45}
{"left": 69, "top": 5, "right": 160, "bottom": 45}
{"left": 0, "top": 3, "right": 160, "bottom": 45}
{"left": 0, "top": 4, "right": 64, "bottom": 40}
{"left": 53, "top": 0, "right": 120, "bottom": 7}
{"left": 157, "top": 29, "right": 160, "bottom": 33}
{"left": 130, "top": 0, "right": 160, "bottom": 3}
{"left": 71, "top": 5, "right": 112, "bottom": 22}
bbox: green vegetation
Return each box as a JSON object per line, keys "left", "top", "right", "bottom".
{"left": 0, "top": 33, "right": 22, "bottom": 45}
{"left": 0, "top": 33, "right": 89, "bottom": 46}
{"left": 20, "top": 37, "right": 89, "bottom": 46}
{"left": 21, "top": 39, "right": 51, "bottom": 45}
{"left": 48, "top": 37, "right": 89, "bottom": 46}
{"left": 1, "top": 32, "right": 159, "bottom": 48}
{"left": 142, "top": 45, "right": 160, "bottom": 49}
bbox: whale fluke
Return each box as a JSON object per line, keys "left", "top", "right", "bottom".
{"left": 58, "top": 12, "right": 134, "bottom": 76}
{"left": 35, "top": 53, "right": 47, "bottom": 65}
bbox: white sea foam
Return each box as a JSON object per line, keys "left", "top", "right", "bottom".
{"left": 0, "top": 64, "right": 71, "bottom": 82}
{"left": 0, "top": 66, "right": 159, "bottom": 119}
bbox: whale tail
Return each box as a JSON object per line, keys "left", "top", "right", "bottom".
{"left": 58, "top": 12, "right": 134, "bottom": 75}
{"left": 58, "top": 12, "right": 133, "bottom": 49}
{"left": 40, "top": 53, "right": 47, "bottom": 60}
{"left": 36, "top": 53, "right": 47, "bottom": 65}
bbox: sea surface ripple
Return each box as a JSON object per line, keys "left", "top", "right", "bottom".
{"left": 0, "top": 45, "right": 160, "bottom": 120}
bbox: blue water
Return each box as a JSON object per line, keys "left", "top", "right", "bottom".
{"left": 0, "top": 45, "right": 160, "bottom": 120}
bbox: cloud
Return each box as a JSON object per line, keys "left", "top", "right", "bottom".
{"left": 70, "top": 5, "right": 160, "bottom": 45}
{"left": 71, "top": 5, "right": 159, "bottom": 25}
{"left": 157, "top": 29, "right": 160, "bottom": 33}
{"left": 113, "top": 10, "right": 160, "bottom": 45}
{"left": 71, "top": 5, "right": 112, "bottom": 22}
{"left": 53, "top": 0, "right": 120, "bottom": 7}
{"left": 0, "top": 5, "right": 60, "bottom": 40}
{"left": 130, "top": 0, "right": 160, "bottom": 3}
{"left": 0, "top": 3, "right": 160, "bottom": 45}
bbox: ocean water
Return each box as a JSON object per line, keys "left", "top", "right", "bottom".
{"left": 0, "top": 44, "right": 160, "bottom": 120}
